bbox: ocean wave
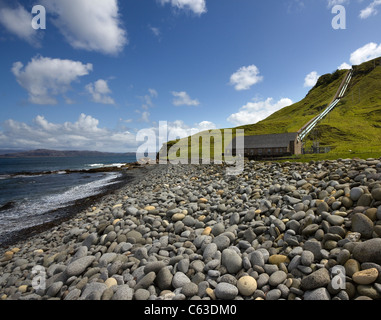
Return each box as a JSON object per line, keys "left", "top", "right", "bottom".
{"left": 86, "top": 163, "right": 127, "bottom": 169}
{"left": 0, "top": 172, "right": 122, "bottom": 238}
{"left": 87, "top": 163, "right": 104, "bottom": 168}
{"left": 13, "top": 174, "right": 44, "bottom": 179}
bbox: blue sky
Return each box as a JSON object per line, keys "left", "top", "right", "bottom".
{"left": 0, "top": 0, "right": 381, "bottom": 152}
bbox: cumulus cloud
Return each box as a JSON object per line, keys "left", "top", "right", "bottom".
{"left": 230, "top": 65, "right": 263, "bottom": 91}
{"left": 158, "top": 0, "right": 207, "bottom": 15}
{"left": 0, "top": 114, "right": 138, "bottom": 152}
{"left": 304, "top": 71, "right": 320, "bottom": 88}
{"left": 359, "top": 0, "right": 381, "bottom": 19}
{"left": 172, "top": 91, "right": 200, "bottom": 106}
{"left": 0, "top": 4, "right": 42, "bottom": 46}
{"left": 227, "top": 97, "right": 293, "bottom": 126}
{"left": 85, "top": 79, "right": 115, "bottom": 105}
{"left": 12, "top": 56, "right": 93, "bottom": 105}
{"left": 41, "top": 0, "right": 127, "bottom": 55}
{"left": 349, "top": 42, "right": 381, "bottom": 65}
{"left": 338, "top": 62, "right": 351, "bottom": 70}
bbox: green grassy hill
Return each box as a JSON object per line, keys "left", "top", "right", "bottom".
{"left": 162, "top": 57, "right": 381, "bottom": 161}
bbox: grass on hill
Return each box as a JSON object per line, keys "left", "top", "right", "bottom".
{"left": 161, "top": 57, "right": 381, "bottom": 162}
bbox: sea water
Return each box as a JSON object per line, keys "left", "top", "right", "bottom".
{"left": 0, "top": 154, "right": 136, "bottom": 244}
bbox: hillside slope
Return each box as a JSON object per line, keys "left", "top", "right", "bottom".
{"left": 162, "top": 57, "right": 381, "bottom": 159}
{"left": 313, "top": 58, "right": 381, "bottom": 153}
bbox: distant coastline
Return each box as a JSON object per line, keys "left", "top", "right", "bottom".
{"left": 0, "top": 149, "right": 136, "bottom": 158}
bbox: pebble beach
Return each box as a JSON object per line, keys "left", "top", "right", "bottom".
{"left": 1, "top": 158, "right": 381, "bottom": 301}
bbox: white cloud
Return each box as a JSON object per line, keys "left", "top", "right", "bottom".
{"left": 141, "top": 111, "right": 151, "bottom": 123}
{"left": 196, "top": 121, "right": 217, "bottom": 132}
{"left": 0, "top": 4, "right": 42, "bottom": 46}
{"left": 12, "top": 56, "right": 93, "bottom": 105}
{"left": 148, "top": 89, "right": 158, "bottom": 98}
{"left": 338, "top": 62, "right": 351, "bottom": 70}
{"left": 230, "top": 65, "right": 263, "bottom": 91}
{"left": 149, "top": 25, "right": 162, "bottom": 41}
{"left": 0, "top": 114, "right": 138, "bottom": 152}
{"left": 141, "top": 89, "right": 158, "bottom": 109}
{"left": 304, "top": 71, "right": 320, "bottom": 88}
{"left": 159, "top": 0, "right": 207, "bottom": 15}
{"left": 349, "top": 42, "right": 381, "bottom": 65}
{"left": 172, "top": 91, "right": 200, "bottom": 106}
{"left": 41, "top": 0, "right": 127, "bottom": 55}
{"left": 227, "top": 97, "right": 293, "bottom": 126}
{"left": 86, "top": 79, "right": 115, "bottom": 105}
{"left": 359, "top": 0, "right": 381, "bottom": 19}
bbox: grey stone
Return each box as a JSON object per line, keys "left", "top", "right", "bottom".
{"left": 353, "top": 238, "right": 381, "bottom": 264}
{"left": 64, "top": 288, "right": 81, "bottom": 300}
{"left": 66, "top": 256, "right": 95, "bottom": 277}
{"left": 304, "top": 287, "right": 331, "bottom": 300}
{"left": 144, "top": 261, "right": 167, "bottom": 274}
{"left": 301, "top": 268, "right": 330, "bottom": 290}
{"left": 317, "top": 202, "right": 329, "bottom": 215}
{"left": 211, "top": 223, "right": 225, "bottom": 236}
{"left": 46, "top": 281, "right": 63, "bottom": 297}
{"left": 303, "top": 239, "right": 322, "bottom": 260}
{"left": 372, "top": 188, "right": 381, "bottom": 201}
{"left": 82, "top": 233, "right": 98, "bottom": 249}
{"left": 266, "top": 289, "right": 282, "bottom": 300}
{"left": 230, "top": 212, "right": 240, "bottom": 225}
{"left": 257, "top": 273, "right": 269, "bottom": 288}
{"left": 221, "top": 248, "right": 242, "bottom": 274}
{"left": 326, "top": 215, "right": 345, "bottom": 226}
{"left": 269, "top": 270, "right": 287, "bottom": 287}
{"left": 288, "top": 255, "right": 301, "bottom": 272}
{"left": 172, "top": 272, "right": 191, "bottom": 289}
{"left": 249, "top": 251, "right": 265, "bottom": 268}
{"left": 112, "top": 285, "right": 134, "bottom": 300}
{"left": 351, "top": 213, "right": 374, "bottom": 239}
{"left": 214, "top": 283, "right": 238, "bottom": 300}
{"left": 135, "top": 271, "right": 156, "bottom": 290}
{"left": 357, "top": 194, "right": 372, "bottom": 207}
{"left": 181, "top": 282, "right": 199, "bottom": 297}
{"left": 99, "top": 253, "right": 117, "bottom": 267}
{"left": 203, "top": 243, "right": 218, "bottom": 261}
{"left": 213, "top": 235, "right": 231, "bottom": 251}
{"left": 156, "top": 267, "right": 173, "bottom": 290}
{"left": 134, "top": 288, "right": 150, "bottom": 300}
{"left": 301, "top": 251, "right": 314, "bottom": 266}
{"left": 357, "top": 285, "right": 381, "bottom": 299}
{"left": 350, "top": 187, "right": 364, "bottom": 201}
{"left": 81, "top": 282, "right": 107, "bottom": 300}
{"left": 177, "top": 259, "right": 190, "bottom": 273}
{"left": 126, "top": 206, "right": 138, "bottom": 216}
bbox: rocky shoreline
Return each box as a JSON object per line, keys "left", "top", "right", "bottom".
{"left": 1, "top": 158, "right": 381, "bottom": 301}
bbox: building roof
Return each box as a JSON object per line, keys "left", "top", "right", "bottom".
{"left": 226, "top": 132, "right": 299, "bottom": 150}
